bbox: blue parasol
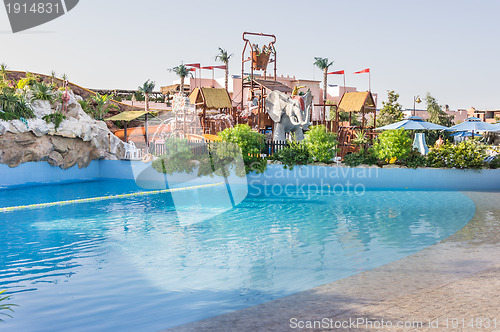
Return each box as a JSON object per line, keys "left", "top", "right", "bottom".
{"left": 375, "top": 116, "right": 449, "bottom": 131}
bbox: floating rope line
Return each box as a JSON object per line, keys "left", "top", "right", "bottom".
{"left": 0, "top": 182, "right": 224, "bottom": 213}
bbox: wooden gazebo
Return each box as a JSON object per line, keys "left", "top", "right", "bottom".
{"left": 336, "top": 91, "right": 377, "bottom": 127}
{"left": 189, "top": 87, "right": 233, "bottom": 134}
{"left": 334, "top": 91, "right": 377, "bottom": 157}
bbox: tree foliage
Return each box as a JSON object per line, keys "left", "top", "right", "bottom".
{"left": 215, "top": 47, "right": 233, "bottom": 91}
{"left": 138, "top": 79, "right": 155, "bottom": 95}
{"left": 425, "top": 93, "right": 454, "bottom": 127}
{"left": 377, "top": 90, "right": 403, "bottom": 127}
{"left": 169, "top": 64, "right": 192, "bottom": 94}
{"left": 314, "top": 57, "right": 333, "bottom": 104}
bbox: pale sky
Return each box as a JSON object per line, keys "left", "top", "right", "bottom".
{"left": 1, "top": 0, "right": 499, "bottom": 110}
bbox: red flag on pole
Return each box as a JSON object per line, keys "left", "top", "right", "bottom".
{"left": 185, "top": 63, "right": 200, "bottom": 68}
{"left": 327, "top": 70, "right": 345, "bottom": 75}
{"left": 354, "top": 68, "right": 370, "bottom": 74}
{"left": 201, "top": 66, "right": 214, "bottom": 70}
{"left": 189, "top": 68, "right": 196, "bottom": 71}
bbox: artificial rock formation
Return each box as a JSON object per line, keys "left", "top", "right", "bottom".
{"left": 0, "top": 91, "right": 125, "bottom": 169}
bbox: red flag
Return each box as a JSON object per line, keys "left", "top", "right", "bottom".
{"left": 354, "top": 68, "right": 370, "bottom": 74}
{"left": 185, "top": 63, "right": 200, "bottom": 68}
{"left": 189, "top": 68, "right": 196, "bottom": 71}
{"left": 214, "top": 65, "right": 227, "bottom": 70}
{"left": 201, "top": 66, "right": 214, "bottom": 70}
{"left": 328, "top": 70, "right": 345, "bottom": 75}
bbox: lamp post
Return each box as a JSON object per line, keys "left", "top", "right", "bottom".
{"left": 413, "top": 95, "right": 422, "bottom": 116}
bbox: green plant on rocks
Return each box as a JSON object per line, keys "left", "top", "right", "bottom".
{"left": 31, "top": 82, "right": 56, "bottom": 102}
{"left": 16, "top": 72, "right": 40, "bottom": 90}
{"left": 42, "top": 112, "right": 66, "bottom": 131}
{"left": 0, "top": 92, "right": 34, "bottom": 120}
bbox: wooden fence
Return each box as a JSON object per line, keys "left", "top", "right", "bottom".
{"left": 149, "top": 139, "right": 289, "bottom": 158}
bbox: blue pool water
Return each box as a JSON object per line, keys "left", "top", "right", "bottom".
{"left": 0, "top": 180, "right": 475, "bottom": 331}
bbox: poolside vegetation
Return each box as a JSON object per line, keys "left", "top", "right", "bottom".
{"left": 0, "top": 290, "right": 17, "bottom": 323}
{"left": 217, "top": 124, "right": 267, "bottom": 174}
{"left": 151, "top": 137, "right": 247, "bottom": 177}
{"left": 151, "top": 124, "right": 497, "bottom": 172}
{"left": 303, "top": 125, "right": 338, "bottom": 163}
{"left": 373, "top": 129, "right": 412, "bottom": 163}
{"left": 269, "top": 140, "right": 311, "bottom": 170}
{"left": 427, "top": 140, "right": 487, "bottom": 169}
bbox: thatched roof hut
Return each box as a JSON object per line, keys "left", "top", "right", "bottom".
{"left": 337, "top": 91, "right": 377, "bottom": 127}
{"left": 189, "top": 88, "right": 232, "bottom": 110}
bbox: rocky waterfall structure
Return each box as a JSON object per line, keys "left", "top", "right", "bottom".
{"left": 0, "top": 91, "right": 126, "bottom": 169}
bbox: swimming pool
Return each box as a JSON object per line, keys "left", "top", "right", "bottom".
{"left": 0, "top": 180, "right": 475, "bottom": 331}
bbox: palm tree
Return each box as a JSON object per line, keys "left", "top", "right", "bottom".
{"left": 169, "top": 64, "right": 191, "bottom": 95}
{"left": 138, "top": 79, "right": 155, "bottom": 112}
{"left": 0, "top": 63, "right": 8, "bottom": 81}
{"left": 50, "top": 70, "right": 57, "bottom": 86}
{"left": 215, "top": 47, "right": 233, "bottom": 91}
{"left": 138, "top": 80, "right": 155, "bottom": 149}
{"left": 313, "top": 57, "right": 333, "bottom": 105}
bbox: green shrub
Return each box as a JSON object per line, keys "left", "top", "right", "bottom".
{"left": 427, "top": 140, "right": 486, "bottom": 169}
{"left": 303, "top": 125, "right": 338, "bottom": 163}
{"left": 488, "top": 156, "right": 500, "bottom": 169}
{"left": 269, "top": 141, "right": 311, "bottom": 170}
{"left": 151, "top": 138, "right": 246, "bottom": 177}
{"left": 217, "top": 124, "right": 267, "bottom": 174}
{"left": 152, "top": 138, "right": 198, "bottom": 175}
{"left": 343, "top": 148, "right": 378, "bottom": 167}
{"left": 402, "top": 149, "right": 428, "bottom": 169}
{"left": 42, "top": 112, "right": 66, "bottom": 131}
{"left": 373, "top": 129, "right": 412, "bottom": 162}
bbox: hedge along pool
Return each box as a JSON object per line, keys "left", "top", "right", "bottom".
{"left": 0, "top": 173, "right": 477, "bottom": 331}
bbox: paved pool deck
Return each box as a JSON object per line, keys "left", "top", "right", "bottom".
{"left": 167, "top": 191, "right": 500, "bottom": 332}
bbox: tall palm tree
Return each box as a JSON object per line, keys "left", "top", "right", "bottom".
{"left": 215, "top": 47, "right": 233, "bottom": 91}
{"left": 138, "top": 80, "right": 155, "bottom": 148}
{"left": 313, "top": 57, "right": 333, "bottom": 105}
{"left": 0, "top": 63, "right": 8, "bottom": 81}
{"left": 169, "top": 64, "right": 191, "bottom": 95}
{"left": 138, "top": 79, "right": 155, "bottom": 112}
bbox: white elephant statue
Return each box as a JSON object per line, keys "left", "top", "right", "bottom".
{"left": 265, "top": 90, "right": 312, "bottom": 141}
